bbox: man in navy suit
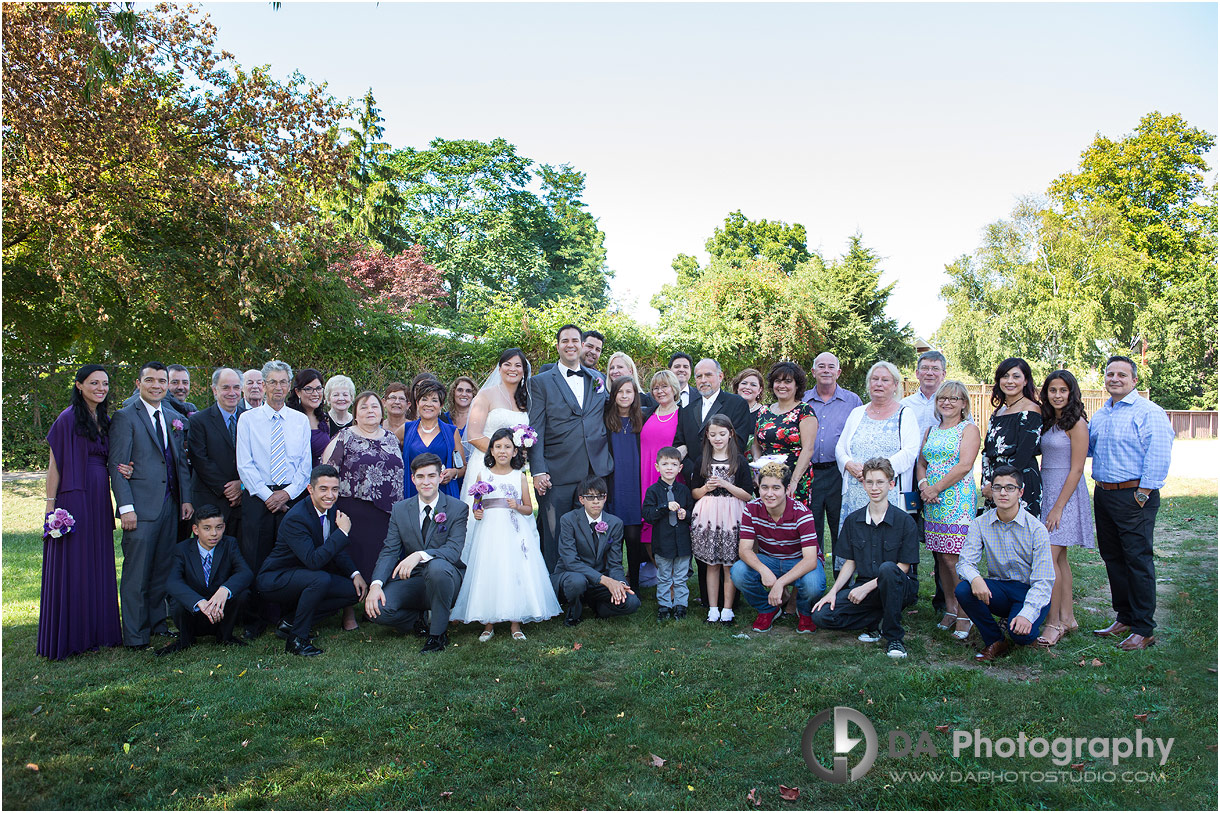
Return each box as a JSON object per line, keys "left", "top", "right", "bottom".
{"left": 257, "top": 465, "right": 368, "bottom": 656}
{"left": 551, "top": 476, "right": 641, "bottom": 625}
{"left": 109, "top": 361, "right": 194, "bottom": 649}
{"left": 157, "top": 504, "right": 252, "bottom": 655}
{"left": 528, "top": 324, "right": 613, "bottom": 572}
{"left": 365, "top": 453, "right": 468, "bottom": 653}
{"left": 188, "top": 368, "right": 246, "bottom": 538}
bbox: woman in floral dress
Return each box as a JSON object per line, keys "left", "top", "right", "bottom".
{"left": 752, "top": 361, "right": 818, "bottom": 507}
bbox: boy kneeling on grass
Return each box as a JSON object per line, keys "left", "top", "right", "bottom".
{"left": 810, "top": 457, "right": 920, "bottom": 659}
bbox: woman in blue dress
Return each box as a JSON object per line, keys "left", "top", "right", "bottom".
{"left": 402, "top": 378, "right": 465, "bottom": 499}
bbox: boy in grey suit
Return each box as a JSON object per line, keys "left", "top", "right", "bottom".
{"left": 109, "top": 361, "right": 193, "bottom": 649}
{"left": 365, "top": 453, "right": 468, "bottom": 653}
{"left": 551, "top": 476, "right": 641, "bottom": 626}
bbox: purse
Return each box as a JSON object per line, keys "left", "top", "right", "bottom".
{"left": 897, "top": 409, "right": 922, "bottom": 514}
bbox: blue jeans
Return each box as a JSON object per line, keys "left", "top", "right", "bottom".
{"left": 655, "top": 555, "right": 691, "bottom": 609}
{"left": 955, "top": 578, "right": 1049, "bottom": 647}
{"left": 730, "top": 554, "right": 826, "bottom": 615}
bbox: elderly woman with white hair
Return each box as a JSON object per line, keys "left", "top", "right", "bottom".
{"left": 324, "top": 374, "right": 356, "bottom": 436}
{"left": 834, "top": 361, "right": 923, "bottom": 551}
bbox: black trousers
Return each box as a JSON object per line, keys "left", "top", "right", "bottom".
{"left": 537, "top": 479, "right": 585, "bottom": 573}
{"left": 257, "top": 568, "right": 356, "bottom": 639}
{"left": 169, "top": 592, "right": 247, "bottom": 645}
{"left": 241, "top": 490, "right": 302, "bottom": 627}
{"left": 554, "top": 572, "right": 642, "bottom": 619}
{"left": 806, "top": 464, "right": 844, "bottom": 561}
{"left": 1094, "top": 486, "right": 1159, "bottom": 636}
{"left": 368, "top": 559, "right": 463, "bottom": 637}
{"left": 809, "top": 562, "right": 919, "bottom": 643}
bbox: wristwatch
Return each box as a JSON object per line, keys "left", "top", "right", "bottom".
{"left": 1134, "top": 491, "right": 1149, "bottom": 507}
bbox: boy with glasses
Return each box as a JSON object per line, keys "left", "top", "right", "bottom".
{"left": 551, "top": 476, "right": 641, "bottom": 625}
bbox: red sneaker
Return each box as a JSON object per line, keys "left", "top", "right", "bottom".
{"left": 752, "top": 609, "right": 781, "bottom": 632}
{"left": 797, "top": 614, "right": 817, "bottom": 634}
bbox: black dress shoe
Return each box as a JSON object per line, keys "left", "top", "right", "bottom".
{"left": 564, "top": 597, "right": 584, "bottom": 626}
{"left": 286, "top": 635, "right": 323, "bottom": 656}
{"left": 155, "top": 640, "right": 191, "bottom": 656}
{"left": 126, "top": 643, "right": 150, "bottom": 651}
{"left": 657, "top": 607, "right": 671, "bottom": 622}
{"left": 218, "top": 636, "right": 248, "bottom": 647}
{"left": 157, "top": 629, "right": 179, "bottom": 639}
{"left": 413, "top": 612, "right": 431, "bottom": 637}
{"left": 420, "top": 633, "right": 448, "bottom": 653}
{"left": 673, "top": 606, "right": 687, "bottom": 620}
{"left": 243, "top": 623, "right": 267, "bottom": 640}
{"left": 274, "top": 620, "right": 294, "bottom": 641}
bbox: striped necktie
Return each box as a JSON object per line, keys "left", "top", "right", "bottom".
{"left": 269, "top": 413, "right": 291, "bottom": 485}
{"left": 202, "top": 551, "right": 212, "bottom": 584}
{"left": 228, "top": 412, "right": 237, "bottom": 444}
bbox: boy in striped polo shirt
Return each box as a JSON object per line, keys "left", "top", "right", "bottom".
{"left": 730, "top": 462, "right": 826, "bottom": 632}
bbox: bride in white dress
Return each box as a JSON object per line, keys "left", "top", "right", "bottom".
{"left": 459, "top": 349, "right": 533, "bottom": 560}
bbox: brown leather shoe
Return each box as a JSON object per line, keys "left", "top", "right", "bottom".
{"left": 1118, "top": 633, "right": 1156, "bottom": 651}
{"left": 1093, "top": 620, "right": 1130, "bottom": 638}
{"left": 974, "top": 640, "right": 1012, "bottom": 662}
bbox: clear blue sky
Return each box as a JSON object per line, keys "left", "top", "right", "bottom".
{"left": 198, "top": 1, "right": 1217, "bottom": 339}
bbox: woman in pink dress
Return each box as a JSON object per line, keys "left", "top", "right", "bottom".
{"left": 639, "top": 369, "right": 683, "bottom": 551}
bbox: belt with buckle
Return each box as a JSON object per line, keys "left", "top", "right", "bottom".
{"left": 810, "top": 462, "right": 837, "bottom": 470}
{"left": 1096, "top": 479, "right": 1140, "bottom": 490}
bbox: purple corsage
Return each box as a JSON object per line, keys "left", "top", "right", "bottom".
{"left": 171, "top": 418, "right": 185, "bottom": 433}
{"left": 594, "top": 377, "right": 605, "bottom": 394}
{"left": 434, "top": 511, "right": 447, "bottom": 531}
{"left": 44, "top": 508, "right": 76, "bottom": 540}
{"left": 594, "top": 520, "right": 608, "bottom": 534}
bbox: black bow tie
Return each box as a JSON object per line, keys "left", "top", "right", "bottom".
{"left": 566, "top": 368, "right": 582, "bottom": 378}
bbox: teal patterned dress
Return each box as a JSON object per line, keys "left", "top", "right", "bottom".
{"left": 921, "top": 422, "right": 978, "bottom": 554}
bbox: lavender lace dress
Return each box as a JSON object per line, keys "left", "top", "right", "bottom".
{"left": 325, "top": 427, "right": 405, "bottom": 578}
{"left": 1039, "top": 425, "right": 1095, "bottom": 548}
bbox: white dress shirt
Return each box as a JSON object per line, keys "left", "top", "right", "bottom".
{"left": 700, "top": 392, "right": 720, "bottom": 424}
{"left": 315, "top": 505, "right": 360, "bottom": 578}
{"left": 559, "top": 361, "right": 584, "bottom": 408}
{"left": 235, "top": 403, "right": 312, "bottom": 501}
{"left": 679, "top": 387, "right": 690, "bottom": 408}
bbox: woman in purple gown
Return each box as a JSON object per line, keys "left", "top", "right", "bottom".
{"left": 287, "top": 368, "right": 331, "bottom": 466}
{"left": 39, "top": 364, "right": 123, "bottom": 659}
{"left": 323, "top": 391, "right": 405, "bottom": 631}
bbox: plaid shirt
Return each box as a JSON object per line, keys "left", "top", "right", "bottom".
{"left": 739, "top": 497, "right": 821, "bottom": 560}
{"left": 957, "top": 507, "right": 1055, "bottom": 623}
{"left": 1088, "top": 390, "right": 1174, "bottom": 490}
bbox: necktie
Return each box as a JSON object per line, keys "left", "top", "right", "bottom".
{"left": 269, "top": 413, "right": 291, "bottom": 485}
{"left": 680, "top": 390, "right": 689, "bottom": 408}
{"left": 319, "top": 512, "right": 328, "bottom": 539}
{"left": 566, "top": 369, "right": 582, "bottom": 378}
{"left": 667, "top": 485, "right": 678, "bottom": 526}
{"left": 154, "top": 409, "right": 166, "bottom": 450}
{"left": 202, "top": 551, "right": 212, "bottom": 584}
{"left": 590, "top": 521, "right": 599, "bottom": 536}
{"left": 228, "top": 413, "right": 237, "bottom": 444}
{"left": 421, "top": 504, "right": 433, "bottom": 538}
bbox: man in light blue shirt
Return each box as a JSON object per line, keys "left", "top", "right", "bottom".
{"left": 801, "top": 352, "right": 863, "bottom": 562}
{"left": 899, "top": 350, "right": 949, "bottom": 614}
{"left": 956, "top": 466, "right": 1055, "bottom": 663}
{"left": 1088, "top": 355, "right": 1174, "bottom": 652}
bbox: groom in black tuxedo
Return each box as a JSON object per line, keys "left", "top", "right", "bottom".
{"left": 365, "top": 453, "right": 468, "bottom": 654}
{"left": 528, "top": 324, "right": 613, "bottom": 572}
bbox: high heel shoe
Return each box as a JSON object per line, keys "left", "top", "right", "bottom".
{"left": 936, "top": 612, "right": 958, "bottom": 631}
{"left": 1037, "top": 623, "right": 1065, "bottom": 647}
{"left": 953, "top": 617, "right": 973, "bottom": 640}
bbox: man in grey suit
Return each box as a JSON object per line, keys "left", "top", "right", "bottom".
{"left": 108, "top": 361, "right": 194, "bottom": 649}
{"left": 528, "top": 323, "right": 613, "bottom": 572}
{"left": 364, "top": 453, "right": 468, "bottom": 654}
{"left": 551, "top": 476, "right": 641, "bottom": 625}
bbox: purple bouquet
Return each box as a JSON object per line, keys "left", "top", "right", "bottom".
{"left": 510, "top": 424, "right": 538, "bottom": 449}
{"left": 468, "top": 480, "right": 494, "bottom": 509}
{"left": 43, "top": 508, "right": 76, "bottom": 540}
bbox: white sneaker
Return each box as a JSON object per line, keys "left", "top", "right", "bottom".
{"left": 720, "top": 609, "right": 735, "bottom": 624}
{"left": 858, "top": 629, "right": 882, "bottom": 643}
{"left": 706, "top": 607, "right": 722, "bottom": 623}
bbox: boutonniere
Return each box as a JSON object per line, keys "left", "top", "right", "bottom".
{"left": 434, "top": 511, "right": 447, "bottom": 531}
{"left": 171, "top": 418, "right": 185, "bottom": 433}
{"left": 594, "top": 520, "right": 608, "bottom": 534}
{"left": 594, "top": 377, "right": 605, "bottom": 394}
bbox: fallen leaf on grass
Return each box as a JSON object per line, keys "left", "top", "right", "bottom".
{"left": 778, "top": 785, "right": 800, "bottom": 801}
{"left": 616, "top": 712, "right": 625, "bottom": 718}
{"left": 747, "top": 788, "right": 761, "bottom": 806}
{"left": 31, "top": 705, "right": 42, "bottom": 716}
{"left": 1071, "top": 763, "right": 1084, "bottom": 771}
{"left": 1207, "top": 668, "right": 1217, "bottom": 674}
{"left": 573, "top": 642, "right": 582, "bottom": 650}
{"left": 1092, "top": 658, "right": 1104, "bottom": 667}
{"left": 237, "top": 669, "right": 247, "bottom": 677}
{"left": 649, "top": 754, "right": 666, "bottom": 767}
{"left": 1133, "top": 713, "right": 1149, "bottom": 722}
{"left": 25, "top": 763, "right": 38, "bottom": 772}
{"left": 440, "top": 791, "right": 453, "bottom": 800}
{"left": 686, "top": 785, "right": 694, "bottom": 791}
{"left": 906, "top": 609, "right": 919, "bottom": 615}
{"left": 935, "top": 725, "right": 950, "bottom": 733}
{"left": 241, "top": 740, "right": 249, "bottom": 747}
{"left": 123, "top": 743, "right": 131, "bottom": 754}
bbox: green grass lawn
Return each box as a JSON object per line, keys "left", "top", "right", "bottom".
{"left": 3, "top": 475, "right": 1216, "bottom": 810}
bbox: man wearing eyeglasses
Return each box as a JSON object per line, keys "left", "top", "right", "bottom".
{"left": 955, "top": 465, "right": 1054, "bottom": 663}
{"left": 550, "top": 476, "right": 641, "bottom": 626}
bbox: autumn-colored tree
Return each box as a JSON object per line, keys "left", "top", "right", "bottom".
{"left": 331, "top": 244, "right": 446, "bottom": 313}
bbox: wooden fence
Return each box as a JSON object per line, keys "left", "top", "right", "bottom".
{"left": 1165, "top": 411, "right": 1219, "bottom": 439}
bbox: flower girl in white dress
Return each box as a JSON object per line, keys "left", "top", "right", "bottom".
{"left": 451, "top": 428, "right": 560, "bottom": 640}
